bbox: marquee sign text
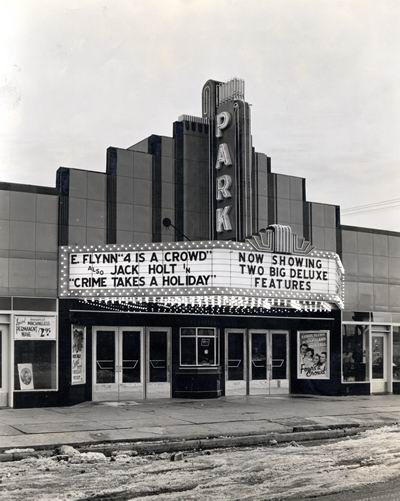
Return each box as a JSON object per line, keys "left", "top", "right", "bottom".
{"left": 60, "top": 243, "right": 344, "bottom": 307}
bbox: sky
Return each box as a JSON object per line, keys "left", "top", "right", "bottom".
{"left": 0, "top": 0, "right": 399, "bottom": 231}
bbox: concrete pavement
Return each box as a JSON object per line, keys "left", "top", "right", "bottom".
{"left": 0, "top": 394, "right": 399, "bottom": 451}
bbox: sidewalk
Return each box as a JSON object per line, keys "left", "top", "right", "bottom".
{"left": 1, "top": 394, "right": 400, "bottom": 451}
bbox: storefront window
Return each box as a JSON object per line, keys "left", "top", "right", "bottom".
{"left": 180, "top": 328, "right": 218, "bottom": 366}
{"left": 14, "top": 315, "right": 57, "bottom": 391}
{"left": 342, "top": 324, "right": 370, "bottom": 382}
{"left": 14, "top": 341, "right": 57, "bottom": 390}
{"left": 393, "top": 326, "right": 400, "bottom": 381}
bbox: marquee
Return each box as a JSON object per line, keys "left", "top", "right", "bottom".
{"left": 59, "top": 227, "right": 344, "bottom": 311}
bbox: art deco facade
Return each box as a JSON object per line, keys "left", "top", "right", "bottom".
{"left": 0, "top": 78, "right": 399, "bottom": 408}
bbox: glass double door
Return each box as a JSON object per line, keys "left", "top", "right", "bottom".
{"left": 93, "top": 327, "right": 171, "bottom": 401}
{"left": 225, "top": 329, "right": 289, "bottom": 396}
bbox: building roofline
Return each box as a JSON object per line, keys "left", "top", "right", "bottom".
{"left": 341, "top": 224, "right": 400, "bottom": 237}
{"left": 0, "top": 181, "right": 57, "bottom": 196}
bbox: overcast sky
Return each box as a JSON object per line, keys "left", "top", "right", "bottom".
{"left": 0, "top": 0, "right": 399, "bottom": 230}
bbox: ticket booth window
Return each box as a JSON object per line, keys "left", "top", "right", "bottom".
{"left": 180, "top": 328, "right": 218, "bottom": 367}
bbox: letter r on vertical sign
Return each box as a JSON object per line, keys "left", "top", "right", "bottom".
{"left": 216, "top": 175, "right": 232, "bottom": 200}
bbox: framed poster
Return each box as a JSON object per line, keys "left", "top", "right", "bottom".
{"left": 71, "top": 325, "right": 86, "bottom": 385}
{"left": 297, "top": 330, "right": 330, "bottom": 379}
{"left": 18, "top": 363, "right": 34, "bottom": 390}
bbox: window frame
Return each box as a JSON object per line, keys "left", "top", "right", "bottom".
{"left": 179, "top": 327, "right": 218, "bottom": 367}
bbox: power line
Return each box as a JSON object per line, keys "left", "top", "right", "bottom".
{"left": 342, "top": 198, "right": 400, "bottom": 215}
{"left": 342, "top": 203, "right": 400, "bottom": 215}
{"left": 342, "top": 197, "right": 400, "bottom": 212}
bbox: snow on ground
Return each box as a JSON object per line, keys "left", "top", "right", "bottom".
{"left": 1, "top": 426, "right": 400, "bottom": 500}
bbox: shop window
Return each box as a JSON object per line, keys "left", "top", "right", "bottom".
{"left": 14, "top": 341, "right": 57, "bottom": 390}
{"left": 342, "top": 324, "right": 370, "bottom": 382}
{"left": 14, "top": 315, "right": 57, "bottom": 391}
{"left": 393, "top": 326, "right": 400, "bottom": 381}
{"left": 180, "top": 328, "right": 218, "bottom": 367}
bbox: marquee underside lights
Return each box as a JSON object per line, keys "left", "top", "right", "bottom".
{"left": 59, "top": 232, "right": 345, "bottom": 310}
{"left": 78, "top": 296, "right": 333, "bottom": 314}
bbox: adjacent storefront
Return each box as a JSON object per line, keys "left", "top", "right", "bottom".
{"left": 0, "top": 298, "right": 58, "bottom": 408}
{"left": 342, "top": 321, "right": 400, "bottom": 394}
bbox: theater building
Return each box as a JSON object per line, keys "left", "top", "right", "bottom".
{"left": 0, "top": 77, "right": 400, "bottom": 408}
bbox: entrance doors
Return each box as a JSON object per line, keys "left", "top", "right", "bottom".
{"left": 225, "top": 329, "right": 289, "bottom": 396}
{"left": 225, "top": 330, "right": 247, "bottom": 395}
{"left": 93, "top": 327, "right": 171, "bottom": 401}
{"left": 371, "top": 332, "right": 387, "bottom": 394}
{"left": 146, "top": 328, "right": 171, "bottom": 399}
{"left": 250, "top": 330, "right": 289, "bottom": 395}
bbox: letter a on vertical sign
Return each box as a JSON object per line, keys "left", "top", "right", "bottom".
{"left": 215, "top": 144, "right": 232, "bottom": 170}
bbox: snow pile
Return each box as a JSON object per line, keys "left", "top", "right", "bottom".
{"left": 58, "top": 445, "right": 80, "bottom": 457}
{"left": 4, "top": 448, "right": 35, "bottom": 454}
{"left": 68, "top": 452, "right": 107, "bottom": 464}
{"left": 1, "top": 426, "right": 400, "bottom": 499}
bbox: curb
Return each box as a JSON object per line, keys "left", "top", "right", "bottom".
{"left": 0, "top": 423, "right": 381, "bottom": 462}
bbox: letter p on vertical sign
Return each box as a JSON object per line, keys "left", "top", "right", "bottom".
{"left": 215, "top": 111, "right": 231, "bottom": 138}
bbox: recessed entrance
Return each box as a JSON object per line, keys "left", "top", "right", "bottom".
{"left": 225, "top": 329, "right": 289, "bottom": 396}
{"left": 92, "top": 327, "right": 171, "bottom": 401}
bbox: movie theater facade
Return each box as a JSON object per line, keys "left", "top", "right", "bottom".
{"left": 1, "top": 77, "right": 400, "bottom": 408}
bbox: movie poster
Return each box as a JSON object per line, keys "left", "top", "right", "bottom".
{"left": 297, "top": 331, "right": 330, "bottom": 379}
{"left": 71, "top": 326, "right": 86, "bottom": 385}
{"left": 18, "top": 363, "right": 34, "bottom": 390}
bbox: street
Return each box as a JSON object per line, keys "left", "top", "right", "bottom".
{"left": 1, "top": 425, "right": 400, "bottom": 500}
